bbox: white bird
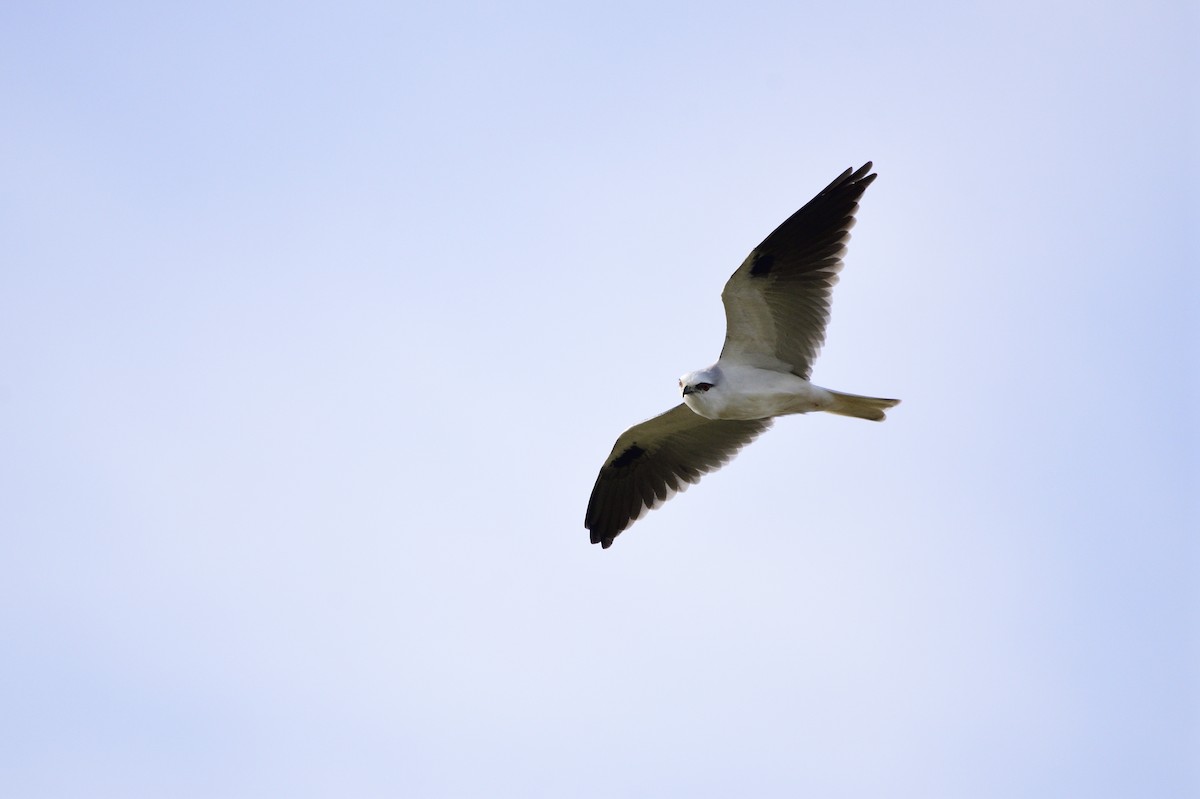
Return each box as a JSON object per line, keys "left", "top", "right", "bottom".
{"left": 585, "top": 162, "right": 899, "bottom": 548}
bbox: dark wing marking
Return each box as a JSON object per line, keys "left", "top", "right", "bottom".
{"left": 585, "top": 404, "right": 772, "bottom": 548}
{"left": 720, "top": 162, "right": 877, "bottom": 378}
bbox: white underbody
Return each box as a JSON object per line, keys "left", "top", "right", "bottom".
{"left": 682, "top": 362, "right": 835, "bottom": 421}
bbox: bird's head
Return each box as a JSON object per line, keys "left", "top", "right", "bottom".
{"left": 679, "top": 368, "right": 720, "bottom": 397}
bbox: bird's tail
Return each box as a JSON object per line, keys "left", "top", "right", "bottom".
{"left": 826, "top": 390, "right": 901, "bottom": 422}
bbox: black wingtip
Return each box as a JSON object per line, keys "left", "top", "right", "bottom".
{"left": 587, "top": 527, "right": 616, "bottom": 548}
{"left": 857, "top": 162, "right": 877, "bottom": 188}
{"left": 820, "top": 161, "right": 876, "bottom": 196}
{"left": 848, "top": 161, "right": 872, "bottom": 176}
{"left": 585, "top": 513, "right": 618, "bottom": 548}
{"left": 845, "top": 161, "right": 875, "bottom": 185}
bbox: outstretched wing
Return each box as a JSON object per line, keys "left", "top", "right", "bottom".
{"left": 719, "top": 162, "right": 877, "bottom": 378}
{"left": 585, "top": 404, "right": 772, "bottom": 548}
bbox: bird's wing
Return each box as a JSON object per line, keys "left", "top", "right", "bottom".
{"left": 585, "top": 404, "right": 772, "bottom": 548}
{"left": 719, "top": 162, "right": 877, "bottom": 378}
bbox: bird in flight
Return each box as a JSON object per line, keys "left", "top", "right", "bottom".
{"left": 585, "top": 162, "right": 899, "bottom": 548}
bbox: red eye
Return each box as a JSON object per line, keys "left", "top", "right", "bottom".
{"left": 696, "top": 382, "right": 713, "bottom": 392}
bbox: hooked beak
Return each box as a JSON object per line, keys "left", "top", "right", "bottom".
{"left": 682, "top": 385, "right": 694, "bottom": 396}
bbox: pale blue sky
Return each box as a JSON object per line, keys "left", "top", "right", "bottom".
{"left": 1, "top": 2, "right": 1197, "bottom": 797}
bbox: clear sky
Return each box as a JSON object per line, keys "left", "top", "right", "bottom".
{"left": 1, "top": 2, "right": 1196, "bottom": 797}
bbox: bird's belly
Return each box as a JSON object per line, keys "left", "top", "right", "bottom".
{"left": 716, "top": 389, "right": 831, "bottom": 420}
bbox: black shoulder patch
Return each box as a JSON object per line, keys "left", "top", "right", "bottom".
{"left": 749, "top": 251, "right": 774, "bottom": 277}
{"left": 610, "top": 444, "right": 646, "bottom": 468}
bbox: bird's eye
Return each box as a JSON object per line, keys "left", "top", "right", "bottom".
{"left": 696, "top": 382, "right": 713, "bottom": 392}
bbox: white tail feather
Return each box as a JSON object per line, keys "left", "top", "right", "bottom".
{"left": 826, "top": 390, "right": 901, "bottom": 422}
